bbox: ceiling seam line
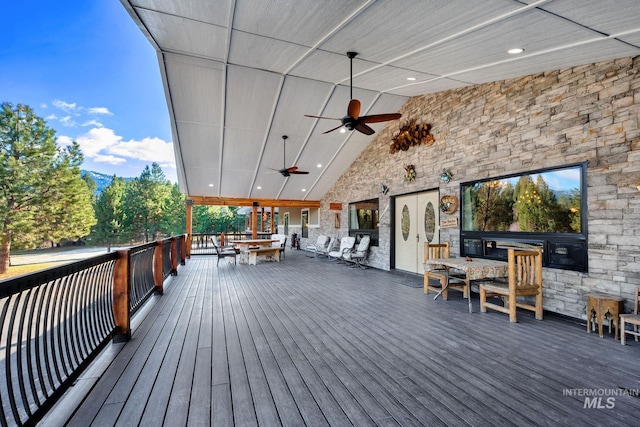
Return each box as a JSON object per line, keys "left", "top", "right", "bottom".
{"left": 248, "top": 75, "right": 287, "bottom": 199}
{"left": 217, "top": 0, "right": 237, "bottom": 197}
{"left": 385, "top": 28, "right": 640, "bottom": 93}
{"left": 281, "top": 0, "right": 378, "bottom": 77}
{"left": 338, "top": 0, "right": 555, "bottom": 85}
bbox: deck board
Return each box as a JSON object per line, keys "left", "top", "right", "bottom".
{"left": 48, "top": 250, "right": 640, "bottom": 427}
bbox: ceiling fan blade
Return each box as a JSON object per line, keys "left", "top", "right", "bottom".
{"left": 285, "top": 166, "right": 298, "bottom": 172}
{"left": 347, "top": 99, "right": 361, "bottom": 119}
{"left": 359, "top": 113, "right": 402, "bottom": 124}
{"left": 355, "top": 122, "right": 375, "bottom": 135}
{"left": 305, "top": 114, "right": 341, "bottom": 120}
{"left": 322, "top": 123, "right": 344, "bottom": 134}
{"left": 290, "top": 170, "right": 309, "bottom": 174}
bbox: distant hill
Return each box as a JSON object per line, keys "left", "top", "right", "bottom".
{"left": 82, "top": 170, "right": 133, "bottom": 195}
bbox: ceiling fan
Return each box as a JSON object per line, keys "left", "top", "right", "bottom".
{"left": 305, "top": 51, "right": 401, "bottom": 135}
{"left": 272, "top": 135, "right": 309, "bottom": 177}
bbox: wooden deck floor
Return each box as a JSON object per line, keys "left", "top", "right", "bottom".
{"left": 44, "top": 250, "right": 640, "bottom": 426}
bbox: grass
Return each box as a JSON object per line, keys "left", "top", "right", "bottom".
{"left": 0, "top": 262, "right": 68, "bottom": 280}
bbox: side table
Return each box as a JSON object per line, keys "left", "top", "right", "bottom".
{"left": 587, "top": 293, "right": 625, "bottom": 340}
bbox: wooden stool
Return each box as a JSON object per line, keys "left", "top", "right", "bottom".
{"left": 587, "top": 293, "right": 625, "bottom": 340}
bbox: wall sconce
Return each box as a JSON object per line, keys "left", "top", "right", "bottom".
{"left": 440, "top": 168, "right": 453, "bottom": 183}
{"left": 380, "top": 184, "right": 389, "bottom": 195}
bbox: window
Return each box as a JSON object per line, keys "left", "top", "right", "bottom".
{"left": 349, "top": 198, "right": 379, "bottom": 246}
{"left": 301, "top": 209, "right": 309, "bottom": 238}
{"left": 460, "top": 163, "right": 587, "bottom": 271}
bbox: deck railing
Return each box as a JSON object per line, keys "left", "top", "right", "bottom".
{"left": 0, "top": 234, "right": 187, "bottom": 426}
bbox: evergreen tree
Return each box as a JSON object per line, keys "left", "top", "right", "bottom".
{"left": 0, "top": 102, "right": 96, "bottom": 273}
{"left": 92, "top": 176, "right": 126, "bottom": 251}
{"left": 160, "top": 183, "right": 186, "bottom": 236}
{"left": 124, "top": 163, "right": 171, "bottom": 242}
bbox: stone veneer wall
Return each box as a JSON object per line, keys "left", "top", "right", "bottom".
{"left": 319, "top": 56, "right": 640, "bottom": 319}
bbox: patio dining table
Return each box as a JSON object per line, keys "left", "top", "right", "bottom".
{"left": 424, "top": 257, "right": 509, "bottom": 313}
{"left": 229, "top": 239, "right": 280, "bottom": 264}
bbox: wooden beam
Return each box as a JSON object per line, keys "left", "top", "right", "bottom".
{"left": 185, "top": 201, "right": 192, "bottom": 258}
{"left": 252, "top": 205, "right": 258, "bottom": 239}
{"left": 186, "top": 196, "right": 320, "bottom": 208}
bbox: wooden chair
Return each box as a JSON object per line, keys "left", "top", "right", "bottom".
{"left": 214, "top": 243, "right": 237, "bottom": 266}
{"left": 620, "top": 287, "right": 640, "bottom": 345}
{"left": 480, "top": 248, "right": 543, "bottom": 322}
{"left": 423, "top": 242, "right": 467, "bottom": 300}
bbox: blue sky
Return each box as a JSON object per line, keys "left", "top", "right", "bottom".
{"left": 1, "top": 2, "right": 176, "bottom": 181}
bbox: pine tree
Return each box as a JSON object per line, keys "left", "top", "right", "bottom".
{"left": 92, "top": 176, "right": 126, "bottom": 251}
{"left": 0, "top": 102, "right": 96, "bottom": 273}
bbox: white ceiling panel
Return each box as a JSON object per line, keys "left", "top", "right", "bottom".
{"left": 163, "top": 55, "right": 224, "bottom": 125}
{"left": 173, "top": 123, "right": 221, "bottom": 170}
{"left": 135, "top": 8, "right": 228, "bottom": 59}
{"left": 393, "top": 9, "right": 606, "bottom": 76}
{"left": 228, "top": 32, "right": 312, "bottom": 74}
{"left": 538, "top": 0, "right": 640, "bottom": 35}
{"left": 131, "top": 0, "right": 230, "bottom": 26}
{"left": 231, "top": 0, "right": 371, "bottom": 46}
{"left": 319, "top": 0, "right": 523, "bottom": 63}
{"left": 289, "top": 51, "right": 379, "bottom": 85}
{"left": 387, "top": 78, "right": 472, "bottom": 97}
{"left": 453, "top": 38, "right": 639, "bottom": 85}
{"left": 350, "top": 66, "right": 439, "bottom": 93}
{"left": 121, "top": 0, "right": 640, "bottom": 204}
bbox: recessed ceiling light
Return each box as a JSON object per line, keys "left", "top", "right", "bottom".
{"left": 508, "top": 48, "right": 524, "bottom": 54}
{"left": 256, "top": 186, "right": 262, "bottom": 189}
{"left": 317, "top": 163, "right": 322, "bottom": 168}
{"left": 340, "top": 128, "right": 346, "bottom": 133}
{"left": 301, "top": 188, "right": 307, "bottom": 192}
{"left": 208, "top": 183, "right": 214, "bottom": 187}
{"left": 407, "top": 77, "right": 416, "bottom": 81}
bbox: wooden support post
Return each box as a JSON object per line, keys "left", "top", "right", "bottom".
{"left": 186, "top": 200, "right": 193, "bottom": 258}
{"left": 112, "top": 249, "right": 131, "bottom": 342}
{"left": 252, "top": 204, "right": 258, "bottom": 239}
{"left": 154, "top": 239, "right": 164, "bottom": 294}
{"left": 261, "top": 207, "right": 265, "bottom": 232}
{"left": 170, "top": 237, "right": 178, "bottom": 275}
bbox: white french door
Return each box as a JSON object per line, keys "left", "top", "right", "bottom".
{"left": 394, "top": 190, "right": 440, "bottom": 274}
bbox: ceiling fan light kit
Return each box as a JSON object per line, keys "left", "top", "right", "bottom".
{"left": 304, "top": 52, "right": 401, "bottom": 135}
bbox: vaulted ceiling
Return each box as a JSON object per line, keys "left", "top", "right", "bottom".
{"left": 121, "top": 0, "right": 640, "bottom": 202}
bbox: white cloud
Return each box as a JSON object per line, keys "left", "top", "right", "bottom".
{"left": 56, "top": 135, "right": 73, "bottom": 147}
{"left": 45, "top": 114, "right": 57, "bottom": 121}
{"left": 88, "top": 107, "right": 112, "bottom": 116}
{"left": 71, "top": 127, "right": 175, "bottom": 169}
{"left": 82, "top": 119, "right": 103, "bottom": 127}
{"left": 94, "top": 154, "right": 127, "bottom": 165}
{"left": 59, "top": 115, "right": 78, "bottom": 127}
{"left": 52, "top": 99, "right": 78, "bottom": 113}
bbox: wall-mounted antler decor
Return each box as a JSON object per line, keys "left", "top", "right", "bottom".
{"left": 390, "top": 120, "right": 434, "bottom": 154}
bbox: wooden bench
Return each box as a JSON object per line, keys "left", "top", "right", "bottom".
{"left": 247, "top": 247, "right": 280, "bottom": 265}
